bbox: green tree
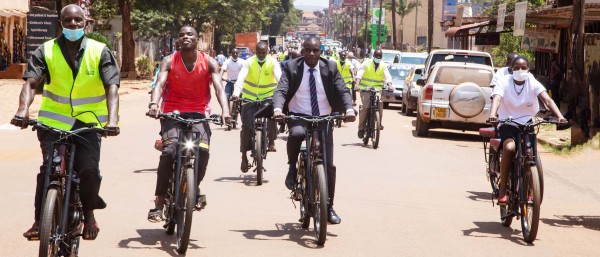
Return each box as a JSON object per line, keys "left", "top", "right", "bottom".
{"left": 385, "top": 0, "right": 420, "bottom": 50}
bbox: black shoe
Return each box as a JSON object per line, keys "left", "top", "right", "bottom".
{"left": 241, "top": 156, "right": 249, "bottom": 173}
{"left": 195, "top": 194, "right": 207, "bottom": 211}
{"left": 357, "top": 130, "right": 364, "bottom": 139}
{"left": 285, "top": 168, "right": 297, "bottom": 190}
{"left": 328, "top": 208, "right": 341, "bottom": 224}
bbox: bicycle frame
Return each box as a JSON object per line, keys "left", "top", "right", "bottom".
{"left": 507, "top": 123, "right": 538, "bottom": 216}
{"left": 302, "top": 121, "right": 329, "bottom": 216}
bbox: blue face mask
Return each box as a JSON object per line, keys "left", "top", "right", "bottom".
{"left": 62, "top": 27, "right": 84, "bottom": 41}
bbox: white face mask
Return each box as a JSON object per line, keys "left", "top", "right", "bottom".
{"left": 373, "top": 58, "right": 382, "bottom": 64}
{"left": 512, "top": 69, "right": 529, "bottom": 82}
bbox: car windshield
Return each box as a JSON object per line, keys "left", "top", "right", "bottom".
{"left": 433, "top": 67, "right": 493, "bottom": 87}
{"left": 402, "top": 56, "right": 426, "bottom": 65}
{"left": 411, "top": 70, "right": 423, "bottom": 81}
{"left": 383, "top": 52, "right": 400, "bottom": 63}
{"left": 430, "top": 54, "right": 492, "bottom": 67}
{"left": 389, "top": 67, "right": 411, "bottom": 82}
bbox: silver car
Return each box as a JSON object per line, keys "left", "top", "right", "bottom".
{"left": 382, "top": 64, "right": 413, "bottom": 108}
{"left": 415, "top": 62, "right": 494, "bottom": 137}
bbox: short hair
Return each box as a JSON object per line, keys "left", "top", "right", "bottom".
{"left": 303, "top": 36, "right": 321, "bottom": 47}
{"left": 256, "top": 41, "right": 268, "bottom": 50}
{"left": 60, "top": 4, "right": 85, "bottom": 18}
{"left": 179, "top": 25, "right": 197, "bottom": 35}
{"left": 511, "top": 55, "right": 530, "bottom": 67}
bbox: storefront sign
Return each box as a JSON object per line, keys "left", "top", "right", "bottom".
{"left": 496, "top": 3, "right": 506, "bottom": 32}
{"left": 475, "top": 33, "right": 500, "bottom": 46}
{"left": 513, "top": 1, "right": 527, "bottom": 37}
{"left": 26, "top": 11, "right": 58, "bottom": 58}
{"left": 372, "top": 8, "right": 385, "bottom": 25}
{"left": 521, "top": 28, "right": 560, "bottom": 53}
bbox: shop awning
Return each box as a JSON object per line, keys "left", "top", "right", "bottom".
{"left": 0, "top": 9, "right": 27, "bottom": 18}
{"left": 445, "top": 21, "right": 491, "bottom": 37}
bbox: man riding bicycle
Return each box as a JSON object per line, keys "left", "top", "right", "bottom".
{"left": 355, "top": 49, "right": 392, "bottom": 138}
{"left": 336, "top": 51, "right": 356, "bottom": 97}
{"left": 11, "top": 4, "right": 120, "bottom": 241}
{"left": 147, "top": 25, "right": 231, "bottom": 222}
{"left": 489, "top": 56, "right": 566, "bottom": 204}
{"left": 273, "top": 36, "right": 356, "bottom": 224}
{"left": 231, "top": 42, "right": 281, "bottom": 173}
{"left": 220, "top": 48, "right": 245, "bottom": 100}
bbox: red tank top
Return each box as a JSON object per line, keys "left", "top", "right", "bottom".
{"left": 162, "top": 51, "right": 211, "bottom": 114}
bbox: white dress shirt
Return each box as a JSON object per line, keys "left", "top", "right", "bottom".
{"left": 221, "top": 57, "right": 245, "bottom": 81}
{"left": 232, "top": 56, "right": 282, "bottom": 96}
{"left": 355, "top": 59, "right": 392, "bottom": 85}
{"left": 288, "top": 62, "right": 333, "bottom": 115}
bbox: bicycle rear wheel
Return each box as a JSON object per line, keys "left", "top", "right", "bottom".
{"left": 313, "top": 163, "right": 328, "bottom": 245}
{"left": 536, "top": 153, "right": 544, "bottom": 204}
{"left": 255, "top": 130, "right": 264, "bottom": 185}
{"left": 176, "top": 167, "right": 195, "bottom": 254}
{"left": 521, "top": 166, "right": 541, "bottom": 243}
{"left": 372, "top": 111, "right": 380, "bottom": 149}
{"left": 39, "top": 188, "right": 62, "bottom": 257}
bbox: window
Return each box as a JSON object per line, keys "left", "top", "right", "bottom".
{"left": 433, "top": 66, "right": 493, "bottom": 87}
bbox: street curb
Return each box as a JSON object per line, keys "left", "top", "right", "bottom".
{"left": 537, "top": 136, "right": 566, "bottom": 150}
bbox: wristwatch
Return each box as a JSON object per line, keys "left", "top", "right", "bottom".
{"left": 148, "top": 102, "right": 158, "bottom": 109}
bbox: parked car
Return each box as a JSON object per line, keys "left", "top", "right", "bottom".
{"left": 401, "top": 65, "right": 425, "bottom": 116}
{"left": 415, "top": 62, "right": 495, "bottom": 137}
{"left": 400, "top": 52, "right": 428, "bottom": 66}
{"left": 236, "top": 47, "right": 254, "bottom": 59}
{"left": 420, "top": 49, "right": 494, "bottom": 79}
{"left": 381, "top": 49, "right": 402, "bottom": 64}
{"left": 382, "top": 64, "right": 412, "bottom": 108}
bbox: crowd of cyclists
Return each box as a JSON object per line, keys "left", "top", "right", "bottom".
{"left": 8, "top": 3, "right": 570, "bottom": 253}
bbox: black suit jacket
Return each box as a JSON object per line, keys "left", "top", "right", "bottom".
{"left": 273, "top": 57, "right": 353, "bottom": 115}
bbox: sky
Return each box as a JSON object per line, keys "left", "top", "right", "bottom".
{"left": 295, "top": 0, "right": 328, "bottom": 9}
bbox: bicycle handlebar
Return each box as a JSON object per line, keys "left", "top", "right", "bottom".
{"left": 147, "top": 111, "right": 222, "bottom": 125}
{"left": 27, "top": 120, "right": 110, "bottom": 135}
{"left": 284, "top": 115, "right": 345, "bottom": 123}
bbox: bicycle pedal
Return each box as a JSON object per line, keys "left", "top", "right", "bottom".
{"left": 27, "top": 236, "right": 40, "bottom": 241}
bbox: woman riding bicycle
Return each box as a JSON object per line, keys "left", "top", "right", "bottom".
{"left": 489, "top": 55, "right": 567, "bottom": 204}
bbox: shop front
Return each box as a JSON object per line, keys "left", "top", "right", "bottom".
{"left": 0, "top": 4, "right": 27, "bottom": 79}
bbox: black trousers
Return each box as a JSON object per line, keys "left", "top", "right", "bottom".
{"left": 287, "top": 117, "right": 337, "bottom": 207}
{"left": 155, "top": 113, "right": 211, "bottom": 197}
{"left": 35, "top": 125, "right": 106, "bottom": 221}
{"left": 240, "top": 102, "right": 277, "bottom": 152}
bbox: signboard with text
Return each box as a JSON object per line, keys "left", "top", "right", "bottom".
{"left": 26, "top": 11, "right": 58, "bottom": 58}
{"left": 496, "top": 3, "right": 506, "bottom": 32}
{"left": 521, "top": 28, "right": 560, "bottom": 53}
{"left": 372, "top": 8, "right": 385, "bottom": 25}
{"left": 513, "top": 1, "right": 527, "bottom": 37}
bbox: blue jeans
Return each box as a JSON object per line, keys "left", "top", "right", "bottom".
{"left": 225, "top": 81, "right": 236, "bottom": 100}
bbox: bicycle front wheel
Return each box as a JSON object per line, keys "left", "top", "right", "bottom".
{"left": 521, "top": 165, "right": 541, "bottom": 243}
{"left": 39, "top": 188, "right": 62, "bottom": 257}
{"left": 313, "top": 164, "right": 328, "bottom": 246}
{"left": 298, "top": 153, "right": 310, "bottom": 229}
{"left": 255, "top": 130, "right": 264, "bottom": 185}
{"left": 176, "top": 167, "right": 195, "bottom": 254}
{"left": 372, "top": 111, "right": 381, "bottom": 149}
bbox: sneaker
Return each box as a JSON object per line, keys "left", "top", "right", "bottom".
{"left": 357, "top": 130, "right": 364, "bottom": 139}
{"left": 241, "top": 156, "right": 250, "bottom": 173}
{"left": 285, "top": 168, "right": 297, "bottom": 190}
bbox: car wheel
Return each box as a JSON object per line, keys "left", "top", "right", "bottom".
{"left": 401, "top": 102, "right": 407, "bottom": 114}
{"left": 416, "top": 112, "right": 429, "bottom": 137}
{"left": 383, "top": 102, "right": 390, "bottom": 109}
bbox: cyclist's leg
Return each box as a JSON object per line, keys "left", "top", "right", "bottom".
{"left": 240, "top": 103, "right": 256, "bottom": 170}
{"left": 322, "top": 122, "right": 336, "bottom": 207}
{"left": 497, "top": 124, "right": 519, "bottom": 202}
{"left": 267, "top": 118, "right": 278, "bottom": 149}
{"left": 225, "top": 81, "right": 234, "bottom": 100}
{"left": 358, "top": 90, "right": 370, "bottom": 131}
{"left": 155, "top": 119, "right": 180, "bottom": 201}
{"left": 285, "top": 118, "right": 307, "bottom": 189}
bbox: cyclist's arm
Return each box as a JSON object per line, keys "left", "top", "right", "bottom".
{"left": 150, "top": 55, "right": 172, "bottom": 105}
{"left": 538, "top": 91, "right": 566, "bottom": 122}
{"left": 14, "top": 45, "right": 46, "bottom": 121}
{"left": 14, "top": 77, "right": 40, "bottom": 119}
{"left": 383, "top": 64, "right": 392, "bottom": 86}
{"left": 232, "top": 61, "right": 250, "bottom": 97}
{"left": 489, "top": 95, "right": 502, "bottom": 121}
{"left": 208, "top": 57, "right": 231, "bottom": 118}
{"left": 220, "top": 59, "right": 228, "bottom": 80}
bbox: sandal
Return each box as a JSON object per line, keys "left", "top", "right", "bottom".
{"left": 23, "top": 225, "right": 39, "bottom": 240}
{"left": 497, "top": 195, "right": 508, "bottom": 205}
{"left": 82, "top": 222, "right": 100, "bottom": 240}
{"left": 147, "top": 208, "right": 164, "bottom": 223}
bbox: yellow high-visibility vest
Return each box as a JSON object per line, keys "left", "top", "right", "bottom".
{"left": 359, "top": 59, "right": 385, "bottom": 90}
{"left": 279, "top": 51, "right": 287, "bottom": 62}
{"left": 38, "top": 38, "right": 109, "bottom": 130}
{"left": 336, "top": 59, "right": 353, "bottom": 89}
{"left": 242, "top": 56, "right": 278, "bottom": 100}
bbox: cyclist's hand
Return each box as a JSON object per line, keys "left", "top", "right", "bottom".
{"left": 147, "top": 103, "right": 160, "bottom": 118}
{"left": 344, "top": 111, "right": 356, "bottom": 123}
{"left": 488, "top": 116, "right": 498, "bottom": 123}
{"left": 230, "top": 94, "right": 239, "bottom": 101}
{"left": 103, "top": 124, "right": 120, "bottom": 137}
{"left": 273, "top": 110, "right": 285, "bottom": 122}
{"left": 558, "top": 117, "right": 568, "bottom": 124}
{"left": 222, "top": 111, "right": 232, "bottom": 125}
{"left": 11, "top": 114, "right": 29, "bottom": 129}
{"left": 385, "top": 82, "right": 393, "bottom": 90}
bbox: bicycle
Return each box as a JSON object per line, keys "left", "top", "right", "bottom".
{"left": 150, "top": 111, "right": 220, "bottom": 254}
{"left": 479, "top": 117, "right": 564, "bottom": 243}
{"left": 24, "top": 120, "right": 108, "bottom": 257}
{"left": 286, "top": 114, "right": 344, "bottom": 246}
{"left": 242, "top": 98, "right": 272, "bottom": 186}
{"left": 360, "top": 87, "right": 382, "bottom": 149}
{"left": 223, "top": 79, "right": 240, "bottom": 131}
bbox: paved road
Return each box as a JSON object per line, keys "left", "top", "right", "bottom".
{"left": 1, "top": 88, "right": 599, "bottom": 256}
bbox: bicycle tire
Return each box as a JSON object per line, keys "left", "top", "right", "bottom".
{"left": 372, "top": 111, "right": 380, "bottom": 149}
{"left": 489, "top": 150, "right": 500, "bottom": 197}
{"left": 176, "top": 167, "right": 195, "bottom": 254}
{"left": 39, "top": 188, "right": 61, "bottom": 257}
{"left": 521, "top": 166, "right": 541, "bottom": 243}
{"left": 298, "top": 153, "right": 310, "bottom": 229}
{"left": 536, "top": 153, "right": 544, "bottom": 204}
{"left": 313, "top": 163, "right": 328, "bottom": 246}
{"left": 255, "top": 130, "right": 264, "bottom": 185}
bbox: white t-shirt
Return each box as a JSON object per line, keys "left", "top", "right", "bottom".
{"left": 222, "top": 58, "right": 245, "bottom": 81}
{"left": 492, "top": 74, "right": 547, "bottom": 124}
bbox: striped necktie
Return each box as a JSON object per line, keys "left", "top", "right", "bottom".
{"left": 308, "top": 68, "right": 320, "bottom": 116}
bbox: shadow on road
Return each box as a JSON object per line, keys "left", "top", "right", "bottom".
{"left": 410, "top": 128, "right": 482, "bottom": 143}
{"left": 214, "top": 175, "right": 268, "bottom": 186}
{"left": 341, "top": 142, "right": 370, "bottom": 148}
{"left": 462, "top": 221, "right": 532, "bottom": 246}
{"left": 118, "top": 228, "right": 203, "bottom": 256}
{"left": 231, "top": 223, "right": 337, "bottom": 249}
{"left": 541, "top": 215, "right": 600, "bottom": 231}
{"left": 134, "top": 168, "right": 157, "bottom": 173}
{"left": 466, "top": 191, "right": 493, "bottom": 203}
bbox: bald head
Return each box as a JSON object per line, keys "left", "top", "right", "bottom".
{"left": 61, "top": 4, "right": 86, "bottom": 31}
{"left": 61, "top": 4, "right": 85, "bottom": 17}
{"left": 506, "top": 52, "right": 519, "bottom": 66}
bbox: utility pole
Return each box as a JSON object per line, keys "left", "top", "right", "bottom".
{"left": 392, "top": 0, "right": 397, "bottom": 49}
{"left": 414, "top": 0, "right": 418, "bottom": 50}
{"left": 427, "top": 0, "right": 433, "bottom": 53}
{"left": 364, "top": 0, "right": 370, "bottom": 57}
{"left": 376, "top": 0, "right": 383, "bottom": 48}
